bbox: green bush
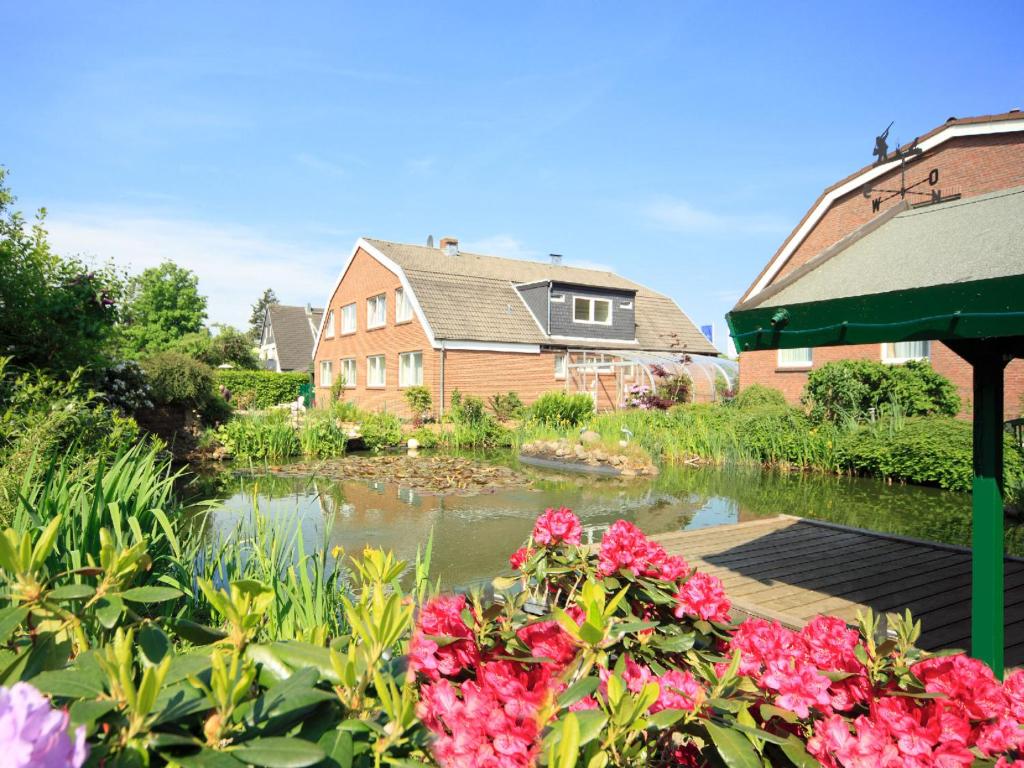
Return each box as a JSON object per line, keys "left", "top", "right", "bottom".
{"left": 299, "top": 411, "right": 348, "bottom": 458}
{"left": 360, "top": 411, "right": 402, "bottom": 452}
{"left": 449, "top": 390, "right": 487, "bottom": 426}
{"left": 408, "top": 426, "right": 440, "bottom": 449}
{"left": 218, "top": 410, "right": 301, "bottom": 461}
{"left": 803, "top": 359, "right": 960, "bottom": 423}
{"left": 837, "top": 416, "right": 1024, "bottom": 492}
{"left": 214, "top": 369, "right": 310, "bottom": 409}
{"left": 404, "top": 385, "right": 433, "bottom": 424}
{"left": 529, "top": 390, "right": 595, "bottom": 427}
{"left": 143, "top": 351, "right": 215, "bottom": 407}
{"left": 198, "top": 392, "right": 233, "bottom": 425}
{"left": 488, "top": 391, "right": 525, "bottom": 421}
{"left": 732, "top": 384, "right": 788, "bottom": 410}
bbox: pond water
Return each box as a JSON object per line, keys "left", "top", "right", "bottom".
{"left": 185, "top": 455, "right": 1024, "bottom": 590}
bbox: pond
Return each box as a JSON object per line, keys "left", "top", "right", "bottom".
{"left": 185, "top": 454, "right": 1024, "bottom": 590}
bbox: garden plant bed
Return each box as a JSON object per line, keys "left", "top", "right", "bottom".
{"left": 256, "top": 453, "right": 527, "bottom": 494}
{"left": 520, "top": 437, "right": 659, "bottom": 477}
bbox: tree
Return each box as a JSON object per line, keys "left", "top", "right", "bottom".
{"left": 0, "top": 169, "right": 123, "bottom": 373}
{"left": 249, "top": 288, "right": 279, "bottom": 341}
{"left": 121, "top": 261, "right": 207, "bottom": 356}
{"left": 170, "top": 325, "right": 258, "bottom": 369}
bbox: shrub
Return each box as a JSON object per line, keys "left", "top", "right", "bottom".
{"left": 329, "top": 373, "right": 346, "bottom": 403}
{"left": 298, "top": 410, "right": 347, "bottom": 458}
{"left": 360, "top": 411, "right": 402, "bottom": 451}
{"left": 142, "top": 351, "right": 215, "bottom": 407}
{"left": 530, "top": 390, "right": 595, "bottom": 427}
{"left": 732, "top": 383, "right": 788, "bottom": 410}
{"left": 329, "top": 399, "right": 363, "bottom": 422}
{"left": 95, "top": 360, "right": 153, "bottom": 413}
{"left": 488, "top": 391, "right": 524, "bottom": 421}
{"left": 408, "top": 426, "right": 440, "bottom": 449}
{"left": 803, "top": 359, "right": 960, "bottom": 423}
{"left": 404, "top": 385, "right": 433, "bottom": 425}
{"left": 655, "top": 370, "right": 693, "bottom": 404}
{"left": 198, "top": 392, "right": 233, "bottom": 426}
{"left": 837, "top": 416, "right": 1024, "bottom": 492}
{"left": 213, "top": 369, "right": 310, "bottom": 409}
{"left": 217, "top": 410, "right": 300, "bottom": 461}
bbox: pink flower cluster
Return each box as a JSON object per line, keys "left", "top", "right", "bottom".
{"left": 596, "top": 519, "right": 689, "bottom": 581}
{"left": 673, "top": 572, "right": 731, "bottom": 623}
{"left": 411, "top": 596, "right": 572, "bottom": 767}
{"left": 532, "top": 507, "right": 582, "bottom": 547}
{"left": 730, "top": 616, "right": 1024, "bottom": 765}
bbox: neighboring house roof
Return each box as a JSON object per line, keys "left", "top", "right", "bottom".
{"left": 741, "top": 110, "right": 1024, "bottom": 303}
{"left": 264, "top": 304, "right": 323, "bottom": 371}
{"left": 355, "top": 237, "right": 716, "bottom": 355}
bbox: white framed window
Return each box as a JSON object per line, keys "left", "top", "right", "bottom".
{"left": 395, "top": 288, "right": 413, "bottom": 323}
{"left": 319, "top": 360, "right": 333, "bottom": 388}
{"left": 324, "top": 310, "right": 335, "bottom": 338}
{"left": 340, "top": 303, "right": 356, "bottom": 334}
{"left": 367, "top": 355, "right": 386, "bottom": 387}
{"left": 550, "top": 293, "right": 565, "bottom": 303}
{"left": 777, "top": 348, "right": 813, "bottom": 368}
{"left": 620, "top": 300, "right": 633, "bottom": 310}
{"left": 882, "top": 341, "right": 930, "bottom": 364}
{"left": 340, "top": 358, "right": 356, "bottom": 388}
{"left": 399, "top": 351, "right": 423, "bottom": 387}
{"left": 554, "top": 353, "right": 567, "bottom": 380}
{"left": 573, "top": 296, "right": 612, "bottom": 325}
{"left": 367, "top": 294, "right": 387, "bottom": 329}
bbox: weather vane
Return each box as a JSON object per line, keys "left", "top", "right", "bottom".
{"left": 861, "top": 122, "right": 951, "bottom": 213}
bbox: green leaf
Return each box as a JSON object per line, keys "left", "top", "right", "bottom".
{"left": 780, "top": 735, "right": 823, "bottom": 768}
{"left": 758, "top": 703, "right": 799, "bottom": 724}
{"left": 647, "top": 708, "right": 688, "bottom": 728}
{"left": 706, "top": 721, "right": 761, "bottom": 768}
{"left": 163, "top": 748, "right": 245, "bottom": 768}
{"left": 171, "top": 619, "right": 227, "bottom": 645}
{"left": 139, "top": 625, "right": 171, "bottom": 666}
{"left": 164, "top": 652, "right": 212, "bottom": 685}
{"left": 0, "top": 605, "right": 29, "bottom": 644}
{"left": 557, "top": 676, "right": 600, "bottom": 708}
{"left": 231, "top": 737, "right": 326, "bottom": 767}
{"left": 245, "top": 644, "right": 294, "bottom": 687}
{"left": 572, "top": 710, "right": 608, "bottom": 747}
{"left": 69, "top": 699, "right": 116, "bottom": 733}
{"left": 271, "top": 641, "right": 339, "bottom": 684}
{"left": 557, "top": 712, "right": 581, "bottom": 768}
{"left": 154, "top": 680, "right": 209, "bottom": 725}
{"left": 120, "top": 585, "right": 183, "bottom": 603}
{"left": 48, "top": 584, "right": 95, "bottom": 601}
{"left": 31, "top": 515, "right": 63, "bottom": 570}
{"left": 31, "top": 667, "right": 105, "bottom": 698}
{"left": 244, "top": 666, "right": 333, "bottom": 733}
{"left": 95, "top": 595, "right": 124, "bottom": 629}
{"left": 318, "top": 729, "right": 353, "bottom": 768}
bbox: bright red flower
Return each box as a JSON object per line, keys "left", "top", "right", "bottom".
{"left": 652, "top": 669, "right": 703, "bottom": 713}
{"left": 532, "top": 507, "right": 582, "bottom": 546}
{"left": 509, "top": 547, "right": 533, "bottom": 570}
{"left": 1002, "top": 668, "right": 1024, "bottom": 721}
{"left": 409, "top": 595, "right": 479, "bottom": 681}
{"left": 597, "top": 520, "right": 653, "bottom": 576}
{"left": 673, "top": 572, "right": 731, "bottom": 622}
{"left": 912, "top": 655, "right": 1007, "bottom": 721}
{"left": 516, "top": 621, "right": 578, "bottom": 668}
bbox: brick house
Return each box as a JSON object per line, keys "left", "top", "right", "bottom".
{"left": 735, "top": 111, "right": 1024, "bottom": 419}
{"left": 311, "top": 237, "right": 718, "bottom": 416}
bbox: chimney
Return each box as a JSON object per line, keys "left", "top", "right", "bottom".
{"left": 549, "top": 253, "right": 563, "bottom": 265}
{"left": 426, "top": 234, "right": 434, "bottom": 248}
{"left": 440, "top": 236, "right": 459, "bottom": 256}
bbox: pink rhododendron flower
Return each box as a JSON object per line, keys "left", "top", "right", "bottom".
{"left": 1004, "top": 669, "right": 1024, "bottom": 721}
{"left": 0, "top": 682, "right": 88, "bottom": 768}
{"left": 516, "top": 620, "right": 577, "bottom": 668}
{"left": 673, "top": 572, "right": 731, "bottom": 622}
{"left": 508, "top": 547, "right": 533, "bottom": 570}
{"left": 651, "top": 669, "right": 703, "bottom": 713}
{"left": 912, "top": 655, "right": 1007, "bottom": 722}
{"left": 532, "top": 507, "right": 582, "bottom": 547}
{"left": 597, "top": 520, "right": 658, "bottom": 576}
{"left": 761, "top": 657, "right": 832, "bottom": 718}
{"left": 409, "top": 595, "right": 479, "bottom": 681}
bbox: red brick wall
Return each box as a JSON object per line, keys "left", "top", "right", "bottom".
{"left": 740, "top": 131, "right": 1024, "bottom": 420}
{"left": 440, "top": 349, "right": 567, "bottom": 411}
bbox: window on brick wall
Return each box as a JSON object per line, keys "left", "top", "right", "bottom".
{"left": 554, "top": 353, "right": 567, "bottom": 380}
{"left": 367, "top": 355, "right": 386, "bottom": 387}
{"left": 340, "top": 358, "right": 356, "bottom": 388}
{"left": 399, "top": 351, "right": 423, "bottom": 387}
{"left": 319, "top": 360, "right": 333, "bottom": 388}
{"left": 324, "top": 310, "right": 335, "bottom": 338}
{"left": 777, "top": 348, "right": 812, "bottom": 368}
{"left": 395, "top": 288, "right": 413, "bottom": 323}
{"left": 882, "top": 341, "right": 930, "bottom": 364}
{"left": 340, "top": 303, "right": 356, "bottom": 334}
{"left": 367, "top": 294, "right": 387, "bottom": 329}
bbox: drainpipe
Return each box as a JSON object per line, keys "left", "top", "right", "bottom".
{"left": 439, "top": 340, "right": 446, "bottom": 418}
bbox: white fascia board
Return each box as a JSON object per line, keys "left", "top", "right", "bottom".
{"left": 743, "top": 118, "right": 1024, "bottom": 302}
{"left": 312, "top": 238, "right": 441, "bottom": 360}
{"left": 442, "top": 340, "right": 541, "bottom": 353}
{"left": 548, "top": 335, "right": 640, "bottom": 344}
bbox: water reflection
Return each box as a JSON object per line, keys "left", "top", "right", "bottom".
{"left": 187, "top": 459, "right": 1022, "bottom": 590}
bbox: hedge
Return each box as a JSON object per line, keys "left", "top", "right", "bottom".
{"left": 214, "top": 369, "right": 310, "bottom": 409}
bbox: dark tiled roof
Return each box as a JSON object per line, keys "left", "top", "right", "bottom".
{"left": 365, "top": 238, "right": 717, "bottom": 355}
{"left": 267, "top": 304, "right": 322, "bottom": 371}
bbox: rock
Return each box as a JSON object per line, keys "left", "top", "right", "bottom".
{"left": 608, "top": 455, "right": 624, "bottom": 466}
{"left": 573, "top": 444, "right": 587, "bottom": 459}
{"left": 618, "top": 439, "right": 629, "bottom": 448}
{"left": 620, "top": 468, "right": 637, "bottom": 477}
{"left": 555, "top": 447, "right": 569, "bottom": 457}
{"left": 580, "top": 430, "right": 601, "bottom": 445}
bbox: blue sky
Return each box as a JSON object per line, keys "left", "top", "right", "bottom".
{"left": 5, "top": 1, "right": 1023, "bottom": 345}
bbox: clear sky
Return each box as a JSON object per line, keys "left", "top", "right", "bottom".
{"left": 5, "top": 1, "right": 1023, "bottom": 344}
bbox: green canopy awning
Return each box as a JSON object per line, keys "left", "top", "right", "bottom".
{"left": 727, "top": 186, "right": 1024, "bottom": 675}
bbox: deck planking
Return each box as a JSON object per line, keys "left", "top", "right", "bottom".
{"left": 651, "top": 515, "right": 1024, "bottom": 667}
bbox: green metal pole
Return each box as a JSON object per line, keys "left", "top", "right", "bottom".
{"left": 971, "top": 354, "right": 1005, "bottom": 677}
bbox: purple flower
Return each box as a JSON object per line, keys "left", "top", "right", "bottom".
{"left": 0, "top": 683, "right": 87, "bottom": 767}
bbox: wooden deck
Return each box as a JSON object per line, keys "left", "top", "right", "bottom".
{"left": 651, "top": 516, "right": 1024, "bottom": 667}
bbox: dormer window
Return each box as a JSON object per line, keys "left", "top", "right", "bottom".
{"left": 573, "top": 296, "right": 612, "bottom": 325}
